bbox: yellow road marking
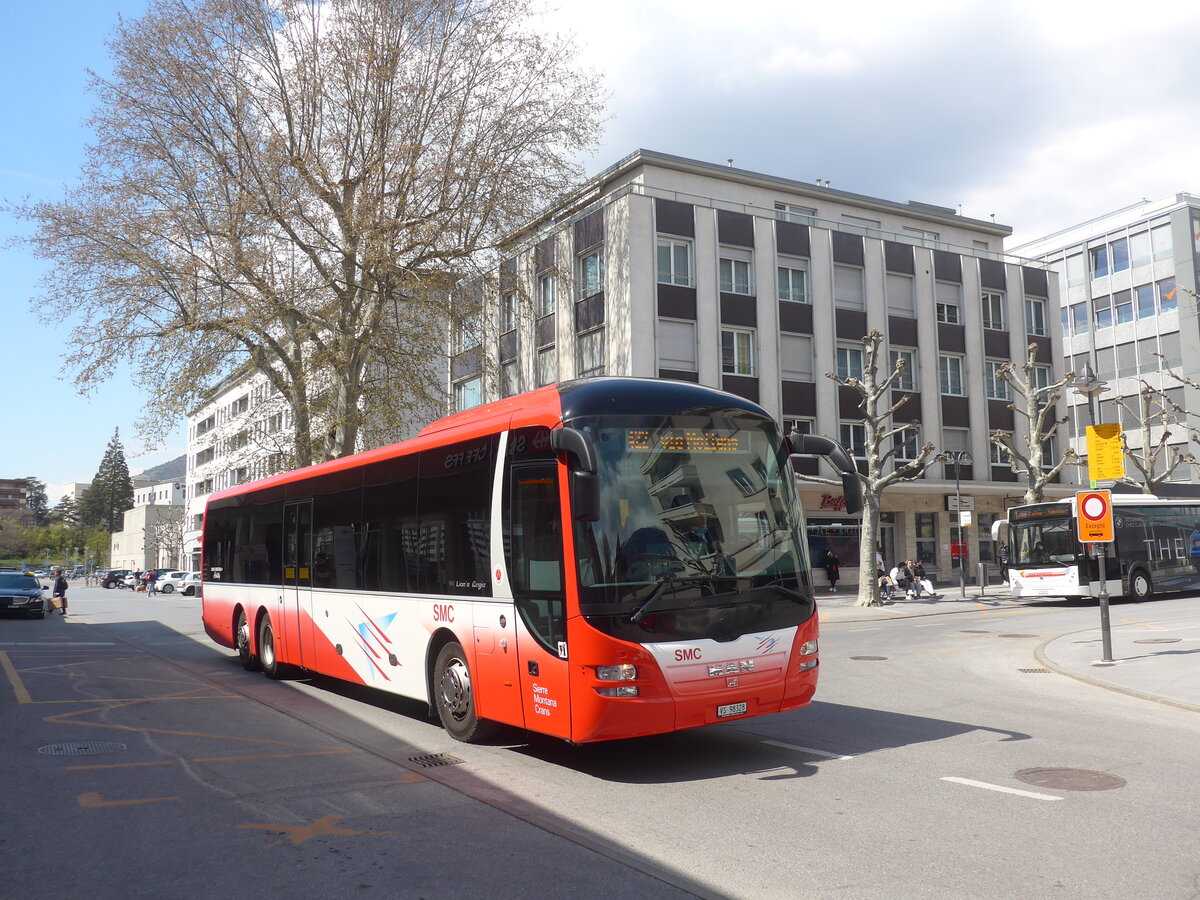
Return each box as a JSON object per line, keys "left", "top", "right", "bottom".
{"left": 77, "top": 792, "right": 179, "bottom": 808}
{"left": 237, "top": 814, "right": 391, "bottom": 846}
{"left": 0, "top": 651, "right": 32, "bottom": 704}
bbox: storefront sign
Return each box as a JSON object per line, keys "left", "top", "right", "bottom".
{"left": 819, "top": 494, "right": 847, "bottom": 511}
{"left": 945, "top": 496, "right": 975, "bottom": 511}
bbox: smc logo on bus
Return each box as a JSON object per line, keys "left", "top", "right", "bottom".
{"left": 433, "top": 604, "right": 454, "bottom": 622}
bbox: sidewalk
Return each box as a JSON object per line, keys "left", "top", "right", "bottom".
{"left": 818, "top": 584, "right": 1200, "bottom": 714}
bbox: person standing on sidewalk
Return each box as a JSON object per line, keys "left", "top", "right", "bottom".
{"left": 997, "top": 542, "right": 1010, "bottom": 584}
{"left": 52, "top": 569, "right": 69, "bottom": 616}
{"left": 824, "top": 550, "right": 840, "bottom": 593}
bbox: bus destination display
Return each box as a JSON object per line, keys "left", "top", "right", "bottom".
{"left": 626, "top": 429, "right": 742, "bottom": 454}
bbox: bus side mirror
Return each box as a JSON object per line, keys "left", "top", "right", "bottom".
{"left": 790, "top": 433, "right": 864, "bottom": 515}
{"left": 570, "top": 471, "right": 600, "bottom": 521}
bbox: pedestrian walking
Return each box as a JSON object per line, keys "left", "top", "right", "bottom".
{"left": 52, "top": 569, "right": 69, "bottom": 616}
{"left": 997, "top": 542, "right": 1010, "bottom": 583}
{"left": 146, "top": 570, "right": 159, "bottom": 596}
{"left": 824, "top": 550, "right": 840, "bottom": 593}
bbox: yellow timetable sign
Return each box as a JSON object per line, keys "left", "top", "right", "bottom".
{"left": 1085, "top": 423, "right": 1124, "bottom": 482}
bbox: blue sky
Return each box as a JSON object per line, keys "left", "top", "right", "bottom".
{"left": 4, "top": 0, "right": 1199, "bottom": 502}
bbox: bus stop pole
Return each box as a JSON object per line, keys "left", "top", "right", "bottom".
{"left": 1096, "top": 543, "right": 1114, "bottom": 663}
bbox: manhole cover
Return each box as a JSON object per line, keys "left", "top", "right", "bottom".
{"left": 407, "top": 753, "right": 464, "bottom": 768}
{"left": 1015, "top": 768, "right": 1126, "bottom": 791}
{"left": 38, "top": 741, "right": 128, "bottom": 757}
{"left": 1018, "top": 668, "right": 1052, "bottom": 673}
{"left": 1133, "top": 638, "right": 1181, "bottom": 644}
{"left": 999, "top": 634, "right": 1039, "bottom": 639}
{"left": 849, "top": 656, "right": 888, "bottom": 661}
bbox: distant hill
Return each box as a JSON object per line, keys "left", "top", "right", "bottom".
{"left": 135, "top": 454, "right": 186, "bottom": 483}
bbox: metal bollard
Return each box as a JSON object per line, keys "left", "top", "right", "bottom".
{"left": 977, "top": 562, "right": 988, "bottom": 595}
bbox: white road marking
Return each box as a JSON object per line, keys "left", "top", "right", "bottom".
{"left": 846, "top": 627, "right": 882, "bottom": 633}
{"left": 0, "top": 641, "right": 116, "bottom": 646}
{"left": 941, "top": 777, "right": 1062, "bottom": 801}
{"left": 763, "top": 740, "right": 854, "bottom": 760}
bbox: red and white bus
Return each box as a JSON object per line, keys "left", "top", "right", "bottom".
{"left": 201, "top": 378, "right": 861, "bottom": 743}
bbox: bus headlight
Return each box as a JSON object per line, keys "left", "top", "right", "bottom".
{"left": 595, "top": 664, "right": 638, "bottom": 681}
{"left": 799, "top": 639, "right": 818, "bottom": 656}
{"left": 595, "top": 685, "right": 640, "bottom": 698}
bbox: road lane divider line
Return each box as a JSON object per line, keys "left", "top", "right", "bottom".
{"left": 941, "top": 776, "right": 1062, "bottom": 801}
{"left": 0, "top": 652, "right": 32, "bottom": 704}
{"left": 77, "top": 792, "right": 179, "bottom": 808}
{"left": 763, "top": 740, "right": 854, "bottom": 760}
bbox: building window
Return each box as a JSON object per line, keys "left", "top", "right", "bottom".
{"left": 981, "top": 291, "right": 1005, "bottom": 329}
{"left": 577, "top": 329, "right": 605, "bottom": 378}
{"left": 840, "top": 422, "right": 867, "bottom": 459}
{"left": 501, "top": 361, "right": 519, "bottom": 397}
{"left": 658, "top": 319, "right": 698, "bottom": 372}
{"left": 833, "top": 264, "right": 864, "bottom": 308}
{"left": 939, "top": 355, "right": 965, "bottom": 396}
{"left": 1134, "top": 283, "right": 1156, "bottom": 318}
{"left": 1109, "top": 237, "right": 1129, "bottom": 273}
{"left": 1025, "top": 297, "right": 1046, "bottom": 336}
{"left": 990, "top": 442, "right": 1009, "bottom": 465}
{"left": 783, "top": 418, "right": 813, "bottom": 440}
{"left": 453, "top": 311, "right": 480, "bottom": 353}
{"left": 1032, "top": 365, "right": 1051, "bottom": 391}
{"left": 454, "top": 376, "right": 482, "bottom": 412}
{"left": 780, "top": 334, "right": 815, "bottom": 381}
{"left": 1158, "top": 278, "right": 1178, "bottom": 313}
{"left": 886, "top": 273, "right": 915, "bottom": 314}
{"left": 194, "top": 447, "right": 215, "bottom": 467}
{"left": 935, "top": 281, "right": 961, "bottom": 324}
{"left": 836, "top": 344, "right": 864, "bottom": 381}
{"left": 656, "top": 237, "right": 692, "bottom": 287}
{"left": 196, "top": 415, "right": 215, "bottom": 437}
{"left": 537, "top": 275, "right": 556, "bottom": 318}
{"left": 1071, "top": 302, "right": 1089, "bottom": 335}
{"left": 777, "top": 265, "right": 808, "bottom": 303}
{"left": 893, "top": 425, "right": 919, "bottom": 461}
{"left": 1113, "top": 289, "right": 1133, "bottom": 325}
{"left": 721, "top": 328, "right": 756, "bottom": 376}
{"left": 579, "top": 247, "right": 604, "bottom": 299}
{"left": 903, "top": 226, "right": 940, "bottom": 242}
{"left": 1094, "top": 296, "right": 1112, "bottom": 330}
{"left": 889, "top": 348, "right": 916, "bottom": 391}
{"left": 501, "top": 291, "right": 517, "bottom": 333}
{"left": 774, "top": 202, "right": 815, "bottom": 223}
{"left": 1152, "top": 224, "right": 1172, "bottom": 261}
{"left": 1130, "top": 230, "right": 1152, "bottom": 267}
{"left": 719, "top": 253, "right": 752, "bottom": 295}
{"left": 985, "top": 360, "right": 1009, "bottom": 400}
{"left": 1090, "top": 244, "right": 1109, "bottom": 278}
{"left": 537, "top": 346, "right": 557, "bottom": 386}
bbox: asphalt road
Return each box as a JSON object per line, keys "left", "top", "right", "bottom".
{"left": 3, "top": 586, "right": 1198, "bottom": 899}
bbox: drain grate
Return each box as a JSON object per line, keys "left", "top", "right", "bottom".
{"left": 407, "top": 753, "right": 464, "bottom": 768}
{"left": 38, "top": 741, "right": 127, "bottom": 757}
{"left": 1018, "top": 668, "right": 1052, "bottom": 674}
{"left": 1133, "top": 638, "right": 1181, "bottom": 644}
{"left": 1015, "top": 767, "right": 1126, "bottom": 791}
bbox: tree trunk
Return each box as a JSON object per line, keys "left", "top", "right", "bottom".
{"left": 853, "top": 493, "right": 881, "bottom": 607}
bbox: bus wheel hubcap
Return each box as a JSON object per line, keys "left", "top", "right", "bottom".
{"left": 441, "top": 660, "right": 471, "bottom": 720}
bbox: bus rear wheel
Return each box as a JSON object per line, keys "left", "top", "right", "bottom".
{"left": 257, "top": 613, "right": 287, "bottom": 679}
{"left": 1129, "top": 569, "right": 1153, "bottom": 602}
{"left": 434, "top": 641, "right": 496, "bottom": 743}
{"left": 236, "top": 610, "right": 259, "bottom": 671}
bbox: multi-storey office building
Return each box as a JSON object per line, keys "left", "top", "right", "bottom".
{"left": 452, "top": 150, "right": 1068, "bottom": 586}
{"left": 1010, "top": 194, "right": 1200, "bottom": 484}
{"left": 109, "top": 479, "right": 186, "bottom": 571}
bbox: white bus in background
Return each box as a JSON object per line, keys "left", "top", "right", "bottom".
{"left": 999, "top": 491, "right": 1200, "bottom": 601}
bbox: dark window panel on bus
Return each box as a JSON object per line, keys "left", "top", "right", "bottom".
{"left": 360, "top": 453, "right": 419, "bottom": 593}
{"left": 417, "top": 435, "right": 499, "bottom": 596}
{"left": 309, "top": 468, "right": 365, "bottom": 590}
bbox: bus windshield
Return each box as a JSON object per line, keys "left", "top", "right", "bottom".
{"left": 569, "top": 414, "right": 813, "bottom": 639}
{"left": 1011, "top": 506, "right": 1078, "bottom": 567}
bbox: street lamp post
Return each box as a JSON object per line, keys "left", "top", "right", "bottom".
{"left": 946, "top": 450, "right": 973, "bottom": 600}
{"left": 1072, "top": 362, "right": 1114, "bottom": 663}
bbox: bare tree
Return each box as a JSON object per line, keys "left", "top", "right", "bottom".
{"left": 797, "top": 330, "right": 934, "bottom": 607}
{"left": 147, "top": 508, "right": 185, "bottom": 569}
{"left": 990, "top": 343, "right": 1077, "bottom": 504}
{"left": 16, "top": 0, "right": 603, "bottom": 467}
{"left": 1102, "top": 379, "right": 1196, "bottom": 493}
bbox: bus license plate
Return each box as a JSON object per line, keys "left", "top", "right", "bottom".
{"left": 717, "top": 701, "right": 747, "bottom": 718}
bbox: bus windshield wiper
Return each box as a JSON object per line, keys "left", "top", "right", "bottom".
{"left": 631, "top": 573, "right": 675, "bottom": 624}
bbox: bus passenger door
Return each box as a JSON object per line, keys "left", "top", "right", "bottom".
{"left": 509, "top": 456, "right": 571, "bottom": 739}
{"left": 282, "top": 500, "right": 314, "bottom": 668}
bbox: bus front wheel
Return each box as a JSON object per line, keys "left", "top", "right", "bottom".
{"left": 1129, "top": 569, "right": 1153, "bottom": 602}
{"left": 433, "top": 641, "right": 496, "bottom": 743}
{"left": 236, "top": 610, "right": 259, "bottom": 671}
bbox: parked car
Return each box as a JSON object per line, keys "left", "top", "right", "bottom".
{"left": 102, "top": 569, "right": 131, "bottom": 589}
{"left": 157, "top": 571, "right": 192, "bottom": 593}
{"left": 0, "top": 572, "right": 48, "bottom": 619}
{"left": 124, "top": 573, "right": 141, "bottom": 589}
{"left": 180, "top": 573, "right": 201, "bottom": 597}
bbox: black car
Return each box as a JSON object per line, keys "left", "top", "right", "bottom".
{"left": 0, "top": 573, "right": 48, "bottom": 619}
{"left": 102, "top": 569, "right": 132, "bottom": 589}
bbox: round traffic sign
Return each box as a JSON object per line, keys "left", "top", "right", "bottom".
{"left": 1080, "top": 493, "right": 1109, "bottom": 521}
